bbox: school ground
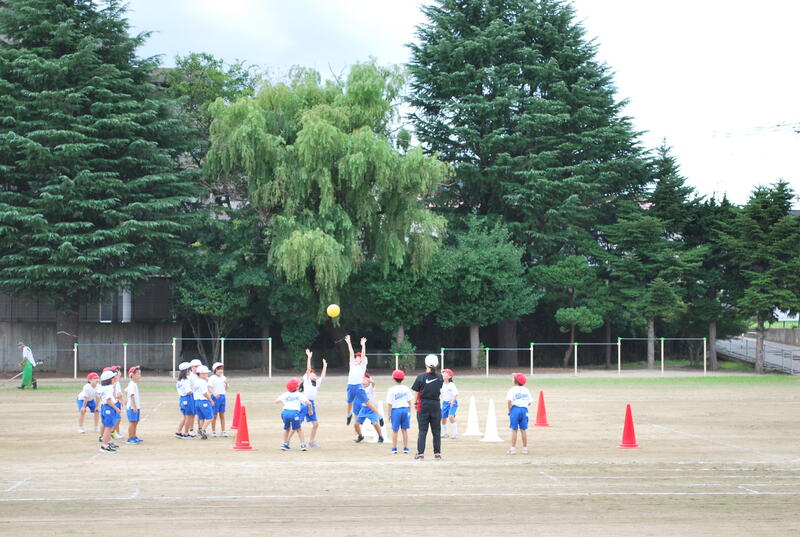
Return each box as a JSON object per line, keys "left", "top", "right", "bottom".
{"left": 1, "top": 371, "right": 799, "bottom": 536}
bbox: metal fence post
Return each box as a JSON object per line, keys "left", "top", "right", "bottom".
{"left": 440, "top": 347, "right": 444, "bottom": 371}
{"left": 171, "top": 338, "right": 176, "bottom": 379}
{"left": 73, "top": 343, "right": 78, "bottom": 380}
{"left": 617, "top": 337, "right": 622, "bottom": 376}
{"left": 703, "top": 337, "right": 707, "bottom": 376}
{"left": 574, "top": 342, "right": 578, "bottom": 377}
{"left": 395, "top": 353, "right": 399, "bottom": 370}
{"left": 220, "top": 337, "right": 225, "bottom": 366}
{"left": 530, "top": 343, "right": 534, "bottom": 376}
{"left": 485, "top": 347, "right": 489, "bottom": 378}
{"left": 123, "top": 343, "right": 128, "bottom": 379}
{"left": 660, "top": 337, "right": 665, "bottom": 377}
{"left": 268, "top": 337, "right": 272, "bottom": 378}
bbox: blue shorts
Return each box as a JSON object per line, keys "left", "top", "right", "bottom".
{"left": 346, "top": 383, "right": 362, "bottom": 404}
{"left": 212, "top": 394, "right": 226, "bottom": 414}
{"left": 126, "top": 409, "right": 140, "bottom": 422}
{"left": 77, "top": 398, "right": 97, "bottom": 413}
{"left": 179, "top": 395, "right": 195, "bottom": 416}
{"left": 356, "top": 405, "right": 379, "bottom": 424}
{"left": 194, "top": 399, "right": 213, "bottom": 420}
{"left": 390, "top": 407, "right": 410, "bottom": 430}
{"left": 101, "top": 404, "right": 119, "bottom": 428}
{"left": 281, "top": 410, "right": 303, "bottom": 430}
{"left": 442, "top": 400, "right": 459, "bottom": 418}
{"left": 114, "top": 401, "right": 122, "bottom": 423}
{"left": 509, "top": 406, "right": 529, "bottom": 430}
{"left": 302, "top": 401, "right": 317, "bottom": 422}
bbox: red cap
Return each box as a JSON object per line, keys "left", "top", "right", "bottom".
{"left": 355, "top": 352, "right": 362, "bottom": 357}
{"left": 513, "top": 372, "right": 527, "bottom": 386}
{"left": 286, "top": 378, "right": 301, "bottom": 392}
{"left": 87, "top": 372, "right": 99, "bottom": 380}
{"left": 443, "top": 368, "right": 455, "bottom": 379}
{"left": 363, "top": 372, "right": 371, "bottom": 378}
{"left": 391, "top": 369, "right": 405, "bottom": 380}
{"left": 128, "top": 365, "right": 140, "bottom": 377}
{"left": 102, "top": 366, "right": 112, "bottom": 372}
{"left": 111, "top": 365, "right": 120, "bottom": 371}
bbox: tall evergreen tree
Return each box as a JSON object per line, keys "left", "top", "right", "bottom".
{"left": 0, "top": 0, "right": 196, "bottom": 371}
{"left": 720, "top": 181, "right": 800, "bottom": 373}
{"left": 408, "top": 0, "right": 648, "bottom": 359}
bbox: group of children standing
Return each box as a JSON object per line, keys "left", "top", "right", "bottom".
{"left": 175, "top": 359, "right": 229, "bottom": 440}
{"left": 76, "top": 364, "right": 143, "bottom": 453}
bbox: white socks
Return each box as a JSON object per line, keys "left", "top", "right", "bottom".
{"left": 452, "top": 423, "right": 458, "bottom": 437}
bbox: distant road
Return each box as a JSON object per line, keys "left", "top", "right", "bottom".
{"left": 717, "top": 336, "right": 800, "bottom": 374}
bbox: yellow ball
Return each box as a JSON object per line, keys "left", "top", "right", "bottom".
{"left": 326, "top": 304, "right": 340, "bottom": 318}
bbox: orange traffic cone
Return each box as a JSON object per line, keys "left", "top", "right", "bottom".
{"left": 534, "top": 391, "right": 550, "bottom": 427}
{"left": 617, "top": 404, "right": 639, "bottom": 449}
{"left": 232, "top": 405, "right": 253, "bottom": 450}
{"left": 230, "top": 393, "right": 242, "bottom": 430}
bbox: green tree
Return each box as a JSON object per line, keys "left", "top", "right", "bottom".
{"left": 0, "top": 0, "right": 196, "bottom": 372}
{"left": 720, "top": 181, "right": 800, "bottom": 373}
{"left": 436, "top": 216, "right": 540, "bottom": 367}
{"left": 205, "top": 64, "right": 451, "bottom": 315}
{"left": 407, "top": 0, "right": 648, "bottom": 352}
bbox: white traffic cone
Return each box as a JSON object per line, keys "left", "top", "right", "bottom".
{"left": 365, "top": 415, "right": 378, "bottom": 442}
{"left": 480, "top": 398, "right": 503, "bottom": 442}
{"left": 463, "top": 395, "right": 482, "bottom": 436}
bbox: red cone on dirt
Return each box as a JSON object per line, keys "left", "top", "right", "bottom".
{"left": 230, "top": 393, "right": 242, "bottom": 430}
{"left": 232, "top": 405, "right": 253, "bottom": 450}
{"left": 617, "top": 404, "right": 639, "bottom": 449}
{"left": 534, "top": 390, "right": 550, "bottom": 427}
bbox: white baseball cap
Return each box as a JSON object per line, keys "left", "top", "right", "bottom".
{"left": 196, "top": 365, "right": 210, "bottom": 374}
{"left": 189, "top": 359, "right": 202, "bottom": 367}
{"left": 424, "top": 354, "right": 439, "bottom": 368}
{"left": 100, "top": 370, "right": 115, "bottom": 381}
{"left": 212, "top": 362, "right": 223, "bottom": 371}
{"left": 178, "top": 362, "right": 190, "bottom": 371}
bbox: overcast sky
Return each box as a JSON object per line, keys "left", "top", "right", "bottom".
{"left": 126, "top": 0, "right": 800, "bottom": 207}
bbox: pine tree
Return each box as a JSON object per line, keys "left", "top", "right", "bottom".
{"left": 0, "top": 0, "right": 197, "bottom": 371}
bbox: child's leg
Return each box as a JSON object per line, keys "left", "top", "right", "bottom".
{"left": 372, "top": 422, "right": 382, "bottom": 436}
{"left": 177, "top": 415, "right": 186, "bottom": 434}
{"left": 128, "top": 419, "right": 135, "bottom": 439}
{"left": 450, "top": 415, "right": 458, "bottom": 437}
{"left": 310, "top": 421, "right": 319, "bottom": 443}
{"left": 520, "top": 429, "right": 527, "bottom": 447}
{"left": 78, "top": 407, "right": 86, "bottom": 428}
{"left": 402, "top": 428, "right": 409, "bottom": 448}
{"left": 184, "top": 415, "right": 194, "bottom": 434}
{"left": 219, "top": 412, "right": 226, "bottom": 432}
{"left": 392, "top": 430, "right": 398, "bottom": 448}
{"left": 346, "top": 402, "right": 353, "bottom": 416}
{"left": 102, "top": 426, "right": 111, "bottom": 446}
{"left": 287, "top": 429, "right": 295, "bottom": 442}
{"left": 510, "top": 429, "right": 518, "bottom": 447}
{"left": 210, "top": 413, "right": 217, "bottom": 432}
{"left": 354, "top": 422, "right": 362, "bottom": 436}
{"left": 282, "top": 428, "right": 290, "bottom": 444}
{"left": 297, "top": 426, "right": 306, "bottom": 445}
{"left": 93, "top": 411, "right": 99, "bottom": 431}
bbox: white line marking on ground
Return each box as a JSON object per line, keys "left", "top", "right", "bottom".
{"left": 3, "top": 478, "right": 31, "bottom": 493}
{"left": 737, "top": 485, "right": 761, "bottom": 494}
{"left": 540, "top": 471, "right": 559, "bottom": 482}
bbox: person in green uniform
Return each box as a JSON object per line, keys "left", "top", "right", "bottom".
{"left": 18, "top": 342, "right": 37, "bottom": 389}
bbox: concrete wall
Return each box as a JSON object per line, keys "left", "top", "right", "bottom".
{"left": 764, "top": 328, "right": 800, "bottom": 346}
{"left": 0, "top": 322, "right": 181, "bottom": 373}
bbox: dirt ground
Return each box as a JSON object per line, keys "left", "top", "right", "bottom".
{"left": 1, "top": 371, "right": 799, "bottom": 536}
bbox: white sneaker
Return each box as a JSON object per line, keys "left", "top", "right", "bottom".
{"left": 211, "top": 431, "right": 217, "bottom": 437}
{"left": 442, "top": 433, "right": 449, "bottom": 438}
{"left": 507, "top": 447, "right": 517, "bottom": 455}
{"left": 300, "top": 444, "right": 308, "bottom": 451}
{"left": 78, "top": 427, "right": 85, "bottom": 434}
{"left": 221, "top": 431, "right": 228, "bottom": 437}
{"left": 452, "top": 435, "right": 459, "bottom": 440}
{"left": 94, "top": 426, "right": 100, "bottom": 433}
{"left": 188, "top": 430, "right": 196, "bottom": 437}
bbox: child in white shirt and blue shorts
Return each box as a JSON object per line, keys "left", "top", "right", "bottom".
{"left": 440, "top": 368, "right": 459, "bottom": 439}
{"left": 386, "top": 369, "right": 413, "bottom": 454}
{"left": 208, "top": 362, "right": 228, "bottom": 437}
{"left": 276, "top": 378, "right": 312, "bottom": 451}
{"left": 76, "top": 372, "right": 100, "bottom": 434}
{"left": 506, "top": 372, "right": 532, "bottom": 455}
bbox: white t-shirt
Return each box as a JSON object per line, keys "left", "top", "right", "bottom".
{"left": 441, "top": 382, "right": 459, "bottom": 403}
{"left": 22, "top": 346, "right": 36, "bottom": 367}
{"left": 506, "top": 386, "right": 532, "bottom": 408}
{"left": 347, "top": 356, "right": 368, "bottom": 384}
{"left": 301, "top": 374, "right": 322, "bottom": 401}
{"left": 386, "top": 385, "right": 413, "bottom": 409}
{"left": 176, "top": 378, "right": 191, "bottom": 396}
{"left": 192, "top": 377, "right": 209, "bottom": 401}
{"left": 125, "top": 381, "right": 140, "bottom": 410}
{"left": 97, "top": 385, "right": 115, "bottom": 406}
{"left": 77, "top": 383, "right": 97, "bottom": 401}
{"left": 208, "top": 374, "right": 227, "bottom": 396}
{"left": 362, "top": 383, "right": 376, "bottom": 404}
{"left": 278, "top": 391, "right": 309, "bottom": 412}
{"left": 188, "top": 372, "right": 198, "bottom": 391}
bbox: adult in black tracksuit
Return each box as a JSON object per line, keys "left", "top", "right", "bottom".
{"left": 411, "top": 355, "right": 444, "bottom": 460}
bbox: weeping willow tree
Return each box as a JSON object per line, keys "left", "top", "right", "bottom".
{"left": 205, "top": 63, "right": 450, "bottom": 312}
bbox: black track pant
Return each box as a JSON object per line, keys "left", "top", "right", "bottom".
{"left": 417, "top": 401, "right": 442, "bottom": 455}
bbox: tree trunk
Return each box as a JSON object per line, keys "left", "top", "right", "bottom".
{"left": 647, "top": 317, "right": 655, "bottom": 369}
{"left": 562, "top": 323, "right": 576, "bottom": 368}
{"left": 497, "top": 318, "right": 518, "bottom": 367}
{"left": 56, "top": 306, "right": 79, "bottom": 374}
{"left": 326, "top": 319, "right": 348, "bottom": 369}
{"left": 708, "top": 320, "right": 718, "bottom": 370}
{"left": 260, "top": 325, "right": 271, "bottom": 374}
{"left": 469, "top": 325, "right": 480, "bottom": 368}
{"left": 604, "top": 318, "right": 612, "bottom": 368}
{"left": 188, "top": 317, "right": 208, "bottom": 363}
{"left": 395, "top": 325, "right": 405, "bottom": 346}
{"left": 755, "top": 313, "right": 765, "bottom": 374}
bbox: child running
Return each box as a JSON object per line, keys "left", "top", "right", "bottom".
{"left": 76, "top": 372, "right": 100, "bottom": 434}
{"left": 125, "top": 366, "right": 143, "bottom": 444}
{"left": 192, "top": 365, "right": 214, "bottom": 439}
{"left": 98, "top": 370, "right": 121, "bottom": 453}
{"left": 386, "top": 369, "right": 413, "bottom": 454}
{"left": 506, "top": 372, "right": 532, "bottom": 455}
{"left": 175, "top": 362, "right": 194, "bottom": 439}
{"left": 301, "top": 348, "right": 327, "bottom": 448}
{"left": 275, "top": 377, "right": 313, "bottom": 451}
{"left": 440, "top": 368, "right": 459, "bottom": 439}
{"left": 353, "top": 372, "right": 383, "bottom": 444}
{"left": 344, "top": 335, "right": 367, "bottom": 425}
{"left": 208, "top": 362, "right": 228, "bottom": 437}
